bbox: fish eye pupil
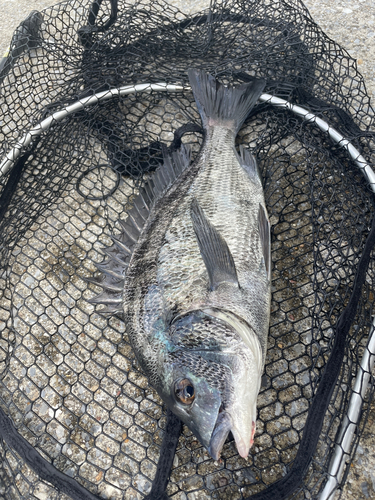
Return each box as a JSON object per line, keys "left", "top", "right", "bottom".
{"left": 174, "top": 378, "right": 195, "bottom": 405}
{"left": 185, "top": 385, "right": 194, "bottom": 398}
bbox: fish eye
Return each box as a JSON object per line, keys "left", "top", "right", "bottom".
{"left": 174, "top": 378, "right": 195, "bottom": 405}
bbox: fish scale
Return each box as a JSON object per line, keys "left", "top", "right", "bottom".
{"left": 157, "top": 136, "right": 264, "bottom": 316}
{"left": 189, "top": 127, "right": 263, "bottom": 266}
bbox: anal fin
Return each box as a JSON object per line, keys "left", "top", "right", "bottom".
{"left": 238, "top": 145, "right": 262, "bottom": 186}
{"left": 258, "top": 203, "right": 271, "bottom": 280}
{"left": 191, "top": 199, "right": 239, "bottom": 291}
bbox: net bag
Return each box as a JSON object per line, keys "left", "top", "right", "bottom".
{"left": 0, "top": 0, "right": 374, "bottom": 499}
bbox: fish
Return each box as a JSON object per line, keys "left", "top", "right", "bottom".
{"left": 89, "top": 69, "right": 271, "bottom": 460}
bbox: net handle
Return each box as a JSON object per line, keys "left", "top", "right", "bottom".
{"left": 319, "top": 318, "right": 375, "bottom": 500}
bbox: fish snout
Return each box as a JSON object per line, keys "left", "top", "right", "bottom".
{"left": 207, "top": 409, "right": 256, "bottom": 460}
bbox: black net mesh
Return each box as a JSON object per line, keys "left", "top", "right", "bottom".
{"left": 0, "top": 0, "right": 374, "bottom": 499}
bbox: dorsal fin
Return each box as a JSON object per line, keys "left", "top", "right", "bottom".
{"left": 190, "top": 198, "right": 239, "bottom": 291}
{"left": 148, "top": 143, "right": 191, "bottom": 205}
{"left": 258, "top": 203, "right": 271, "bottom": 280}
{"left": 88, "top": 144, "right": 191, "bottom": 316}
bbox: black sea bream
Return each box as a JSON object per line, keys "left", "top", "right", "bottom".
{"left": 90, "top": 69, "right": 271, "bottom": 460}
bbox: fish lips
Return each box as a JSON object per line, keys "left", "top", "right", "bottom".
{"left": 208, "top": 409, "right": 256, "bottom": 461}
{"left": 208, "top": 410, "right": 232, "bottom": 460}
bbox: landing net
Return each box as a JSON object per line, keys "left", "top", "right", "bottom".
{"left": 0, "top": 0, "right": 374, "bottom": 499}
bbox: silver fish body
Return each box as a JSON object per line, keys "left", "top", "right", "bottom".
{"left": 91, "top": 69, "right": 271, "bottom": 460}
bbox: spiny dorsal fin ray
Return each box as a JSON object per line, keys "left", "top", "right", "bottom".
{"left": 258, "top": 203, "right": 271, "bottom": 280}
{"left": 88, "top": 290, "right": 124, "bottom": 318}
{"left": 132, "top": 193, "right": 149, "bottom": 221}
{"left": 111, "top": 235, "right": 132, "bottom": 256}
{"left": 148, "top": 143, "right": 191, "bottom": 205}
{"left": 102, "top": 246, "right": 130, "bottom": 266}
{"left": 96, "top": 261, "right": 126, "bottom": 280}
{"left": 88, "top": 291, "right": 122, "bottom": 305}
{"left": 85, "top": 275, "right": 123, "bottom": 292}
{"left": 97, "top": 306, "right": 124, "bottom": 317}
{"left": 171, "top": 143, "right": 191, "bottom": 175}
{"left": 118, "top": 218, "right": 139, "bottom": 243}
{"left": 142, "top": 181, "right": 154, "bottom": 208}
{"left": 127, "top": 211, "right": 144, "bottom": 233}
{"left": 190, "top": 198, "right": 239, "bottom": 291}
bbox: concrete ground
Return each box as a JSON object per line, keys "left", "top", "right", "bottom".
{"left": 0, "top": 0, "right": 374, "bottom": 499}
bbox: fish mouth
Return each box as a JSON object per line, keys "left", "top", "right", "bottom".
{"left": 207, "top": 408, "right": 256, "bottom": 460}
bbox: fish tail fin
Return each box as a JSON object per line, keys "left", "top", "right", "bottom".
{"left": 187, "top": 69, "right": 266, "bottom": 134}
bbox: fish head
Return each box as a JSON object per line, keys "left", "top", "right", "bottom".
{"left": 158, "top": 310, "right": 264, "bottom": 460}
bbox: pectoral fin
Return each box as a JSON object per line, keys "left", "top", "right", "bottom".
{"left": 258, "top": 203, "right": 271, "bottom": 280}
{"left": 190, "top": 198, "right": 239, "bottom": 291}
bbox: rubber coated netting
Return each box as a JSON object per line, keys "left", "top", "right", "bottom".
{"left": 0, "top": 0, "right": 375, "bottom": 499}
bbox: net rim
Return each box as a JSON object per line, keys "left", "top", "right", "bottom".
{"left": 1, "top": 84, "right": 374, "bottom": 189}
